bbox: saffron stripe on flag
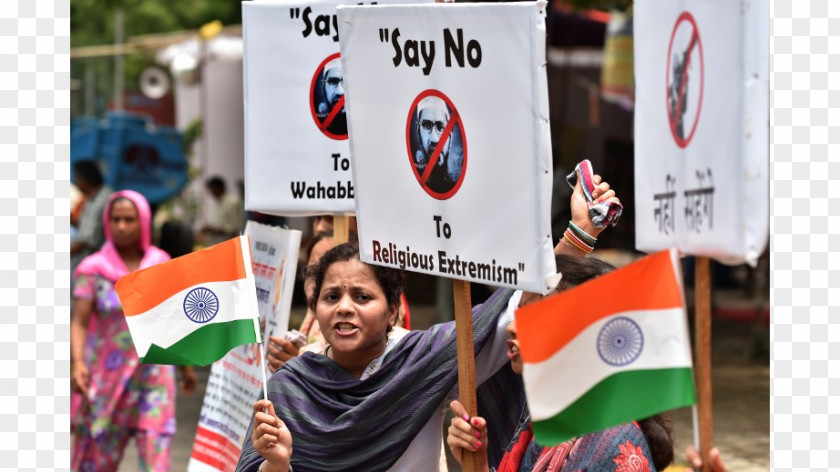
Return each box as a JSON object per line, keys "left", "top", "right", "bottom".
{"left": 530, "top": 367, "right": 696, "bottom": 446}
{"left": 515, "top": 249, "right": 695, "bottom": 446}
{"left": 516, "top": 250, "right": 682, "bottom": 363}
{"left": 521, "top": 306, "right": 691, "bottom": 421}
{"left": 117, "top": 237, "right": 248, "bottom": 316}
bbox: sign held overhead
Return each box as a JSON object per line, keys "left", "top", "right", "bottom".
{"left": 338, "top": 1, "right": 556, "bottom": 293}
{"left": 242, "top": 0, "right": 429, "bottom": 216}
{"left": 634, "top": 0, "right": 768, "bottom": 266}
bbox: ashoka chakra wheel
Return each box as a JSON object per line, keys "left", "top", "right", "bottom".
{"left": 597, "top": 316, "right": 644, "bottom": 366}
{"left": 183, "top": 287, "right": 219, "bottom": 323}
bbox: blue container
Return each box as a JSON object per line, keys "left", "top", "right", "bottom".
{"left": 71, "top": 112, "right": 189, "bottom": 206}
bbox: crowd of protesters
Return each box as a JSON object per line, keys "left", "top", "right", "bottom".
{"left": 69, "top": 160, "right": 729, "bottom": 472}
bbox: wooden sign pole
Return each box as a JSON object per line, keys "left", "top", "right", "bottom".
{"left": 333, "top": 215, "right": 350, "bottom": 245}
{"left": 453, "top": 279, "right": 480, "bottom": 472}
{"left": 694, "top": 256, "right": 713, "bottom": 472}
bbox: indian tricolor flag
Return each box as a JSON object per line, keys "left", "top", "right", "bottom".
{"left": 516, "top": 249, "right": 695, "bottom": 445}
{"left": 116, "top": 236, "right": 261, "bottom": 366}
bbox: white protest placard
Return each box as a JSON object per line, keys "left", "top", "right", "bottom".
{"left": 187, "top": 347, "right": 262, "bottom": 472}
{"left": 245, "top": 221, "right": 302, "bottom": 356}
{"left": 338, "top": 1, "right": 556, "bottom": 293}
{"left": 634, "top": 0, "right": 768, "bottom": 266}
{"left": 188, "top": 224, "right": 300, "bottom": 472}
{"left": 243, "top": 0, "right": 430, "bottom": 216}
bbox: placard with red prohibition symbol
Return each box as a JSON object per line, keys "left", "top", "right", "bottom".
{"left": 634, "top": 0, "right": 768, "bottom": 266}
{"left": 337, "top": 1, "right": 556, "bottom": 293}
{"left": 242, "top": 0, "right": 430, "bottom": 216}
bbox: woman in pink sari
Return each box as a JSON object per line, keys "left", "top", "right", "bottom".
{"left": 70, "top": 190, "right": 196, "bottom": 471}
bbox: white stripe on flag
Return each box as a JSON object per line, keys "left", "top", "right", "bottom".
{"left": 523, "top": 307, "right": 692, "bottom": 421}
{"left": 125, "top": 278, "right": 258, "bottom": 358}
{"left": 240, "top": 235, "right": 262, "bottom": 343}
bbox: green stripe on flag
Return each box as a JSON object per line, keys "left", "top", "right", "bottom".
{"left": 139, "top": 319, "right": 259, "bottom": 366}
{"left": 531, "top": 367, "right": 695, "bottom": 446}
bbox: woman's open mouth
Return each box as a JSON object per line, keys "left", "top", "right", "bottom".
{"left": 507, "top": 339, "right": 520, "bottom": 359}
{"left": 334, "top": 322, "right": 360, "bottom": 337}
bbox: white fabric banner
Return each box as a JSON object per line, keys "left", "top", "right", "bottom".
{"left": 243, "top": 0, "right": 428, "bottom": 216}
{"left": 338, "top": 1, "right": 556, "bottom": 293}
{"left": 634, "top": 0, "right": 769, "bottom": 266}
{"left": 187, "top": 223, "right": 300, "bottom": 472}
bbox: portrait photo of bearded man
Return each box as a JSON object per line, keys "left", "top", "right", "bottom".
{"left": 315, "top": 57, "right": 347, "bottom": 136}
{"left": 411, "top": 95, "right": 464, "bottom": 196}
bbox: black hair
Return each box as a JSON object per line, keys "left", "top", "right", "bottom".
{"left": 553, "top": 254, "right": 616, "bottom": 291}
{"left": 553, "top": 254, "right": 674, "bottom": 470}
{"left": 73, "top": 160, "right": 104, "bottom": 187}
{"left": 206, "top": 176, "right": 226, "bottom": 191}
{"left": 300, "top": 230, "right": 334, "bottom": 278}
{"left": 159, "top": 220, "right": 195, "bottom": 259}
{"left": 638, "top": 415, "right": 675, "bottom": 470}
{"left": 308, "top": 241, "right": 402, "bottom": 314}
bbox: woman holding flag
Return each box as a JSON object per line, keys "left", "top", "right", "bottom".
{"left": 70, "top": 190, "right": 196, "bottom": 472}
{"left": 236, "top": 166, "right": 621, "bottom": 472}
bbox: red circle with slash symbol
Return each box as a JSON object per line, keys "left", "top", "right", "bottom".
{"left": 309, "top": 53, "right": 348, "bottom": 140}
{"left": 405, "top": 89, "right": 468, "bottom": 200}
{"left": 666, "top": 11, "right": 704, "bottom": 148}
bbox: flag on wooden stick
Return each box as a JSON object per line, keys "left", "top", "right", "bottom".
{"left": 516, "top": 249, "right": 696, "bottom": 446}
{"left": 115, "top": 236, "right": 261, "bottom": 366}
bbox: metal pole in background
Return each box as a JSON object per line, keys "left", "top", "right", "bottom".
{"left": 85, "top": 64, "right": 94, "bottom": 116}
{"left": 113, "top": 8, "right": 124, "bottom": 111}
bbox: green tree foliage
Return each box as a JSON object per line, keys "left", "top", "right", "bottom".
{"left": 71, "top": 0, "right": 244, "bottom": 111}
{"left": 70, "top": 0, "right": 627, "bottom": 115}
{"left": 70, "top": 0, "right": 243, "bottom": 48}
{"left": 71, "top": 0, "right": 628, "bottom": 50}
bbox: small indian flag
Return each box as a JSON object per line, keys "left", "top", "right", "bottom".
{"left": 116, "top": 236, "right": 261, "bottom": 366}
{"left": 516, "top": 249, "right": 696, "bottom": 446}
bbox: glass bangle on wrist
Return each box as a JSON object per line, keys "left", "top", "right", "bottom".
{"left": 562, "top": 227, "right": 594, "bottom": 254}
{"left": 568, "top": 221, "right": 597, "bottom": 246}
